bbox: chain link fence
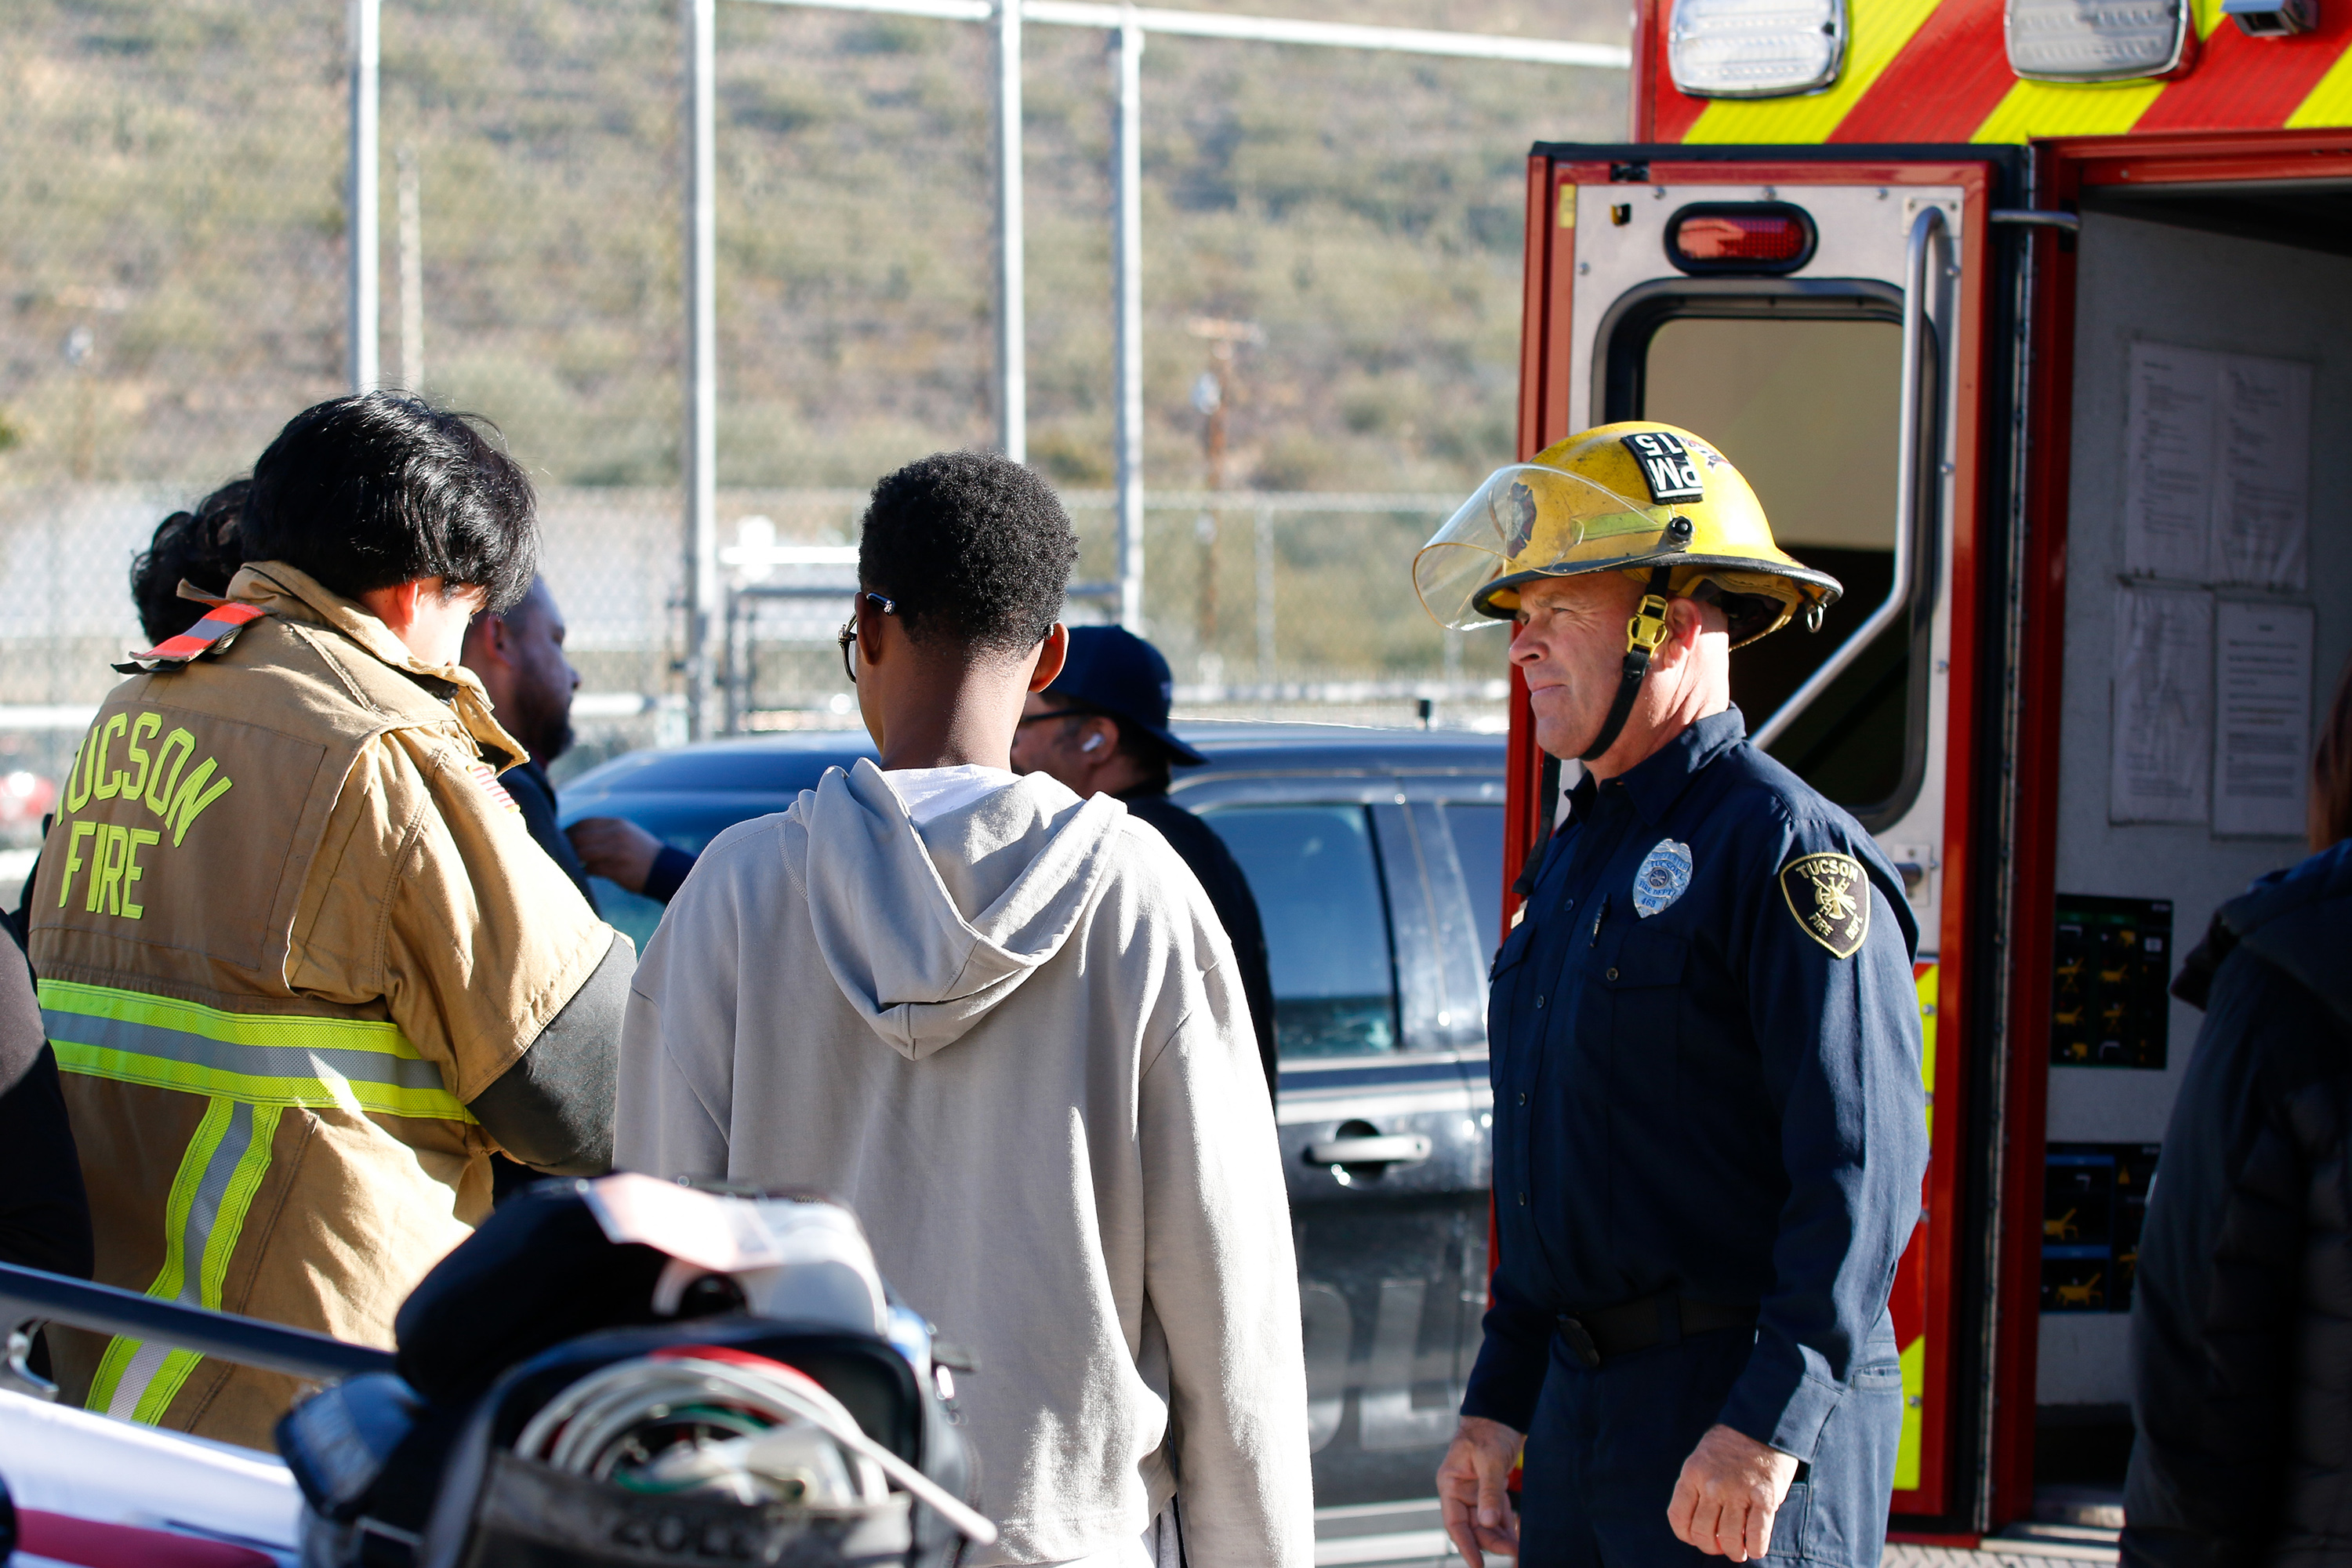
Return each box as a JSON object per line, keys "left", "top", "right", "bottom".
{"left": 2, "top": 0, "right": 1625, "bottom": 828}
{"left": 710, "top": 488, "right": 1512, "bottom": 741}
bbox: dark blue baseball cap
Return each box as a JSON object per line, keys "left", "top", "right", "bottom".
{"left": 1047, "top": 626, "right": 1207, "bottom": 767}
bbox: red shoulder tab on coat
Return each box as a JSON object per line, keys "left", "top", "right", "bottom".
{"left": 114, "top": 601, "right": 267, "bottom": 674}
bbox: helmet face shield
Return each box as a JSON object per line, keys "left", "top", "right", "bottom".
{"left": 1412, "top": 463, "right": 1675, "bottom": 631}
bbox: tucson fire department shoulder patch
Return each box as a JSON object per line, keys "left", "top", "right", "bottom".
{"left": 1619, "top": 431, "right": 1706, "bottom": 505}
{"left": 467, "top": 760, "right": 521, "bottom": 815}
{"left": 1779, "top": 851, "right": 1870, "bottom": 958}
{"left": 1632, "top": 838, "right": 1692, "bottom": 918}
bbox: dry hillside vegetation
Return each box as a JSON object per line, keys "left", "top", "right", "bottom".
{"left": 1, "top": 0, "right": 1626, "bottom": 495}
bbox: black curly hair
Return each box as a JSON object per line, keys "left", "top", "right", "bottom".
{"left": 241, "top": 392, "right": 539, "bottom": 613}
{"left": 130, "top": 479, "right": 250, "bottom": 645}
{"left": 858, "top": 450, "right": 1078, "bottom": 655}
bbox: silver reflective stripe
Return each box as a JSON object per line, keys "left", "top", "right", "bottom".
{"left": 44, "top": 1006, "right": 455, "bottom": 1099}
{"left": 105, "top": 1099, "right": 256, "bottom": 1421}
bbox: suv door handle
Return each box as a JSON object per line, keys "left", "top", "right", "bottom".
{"left": 1306, "top": 1134, "right": 1432, "bottom": 1165}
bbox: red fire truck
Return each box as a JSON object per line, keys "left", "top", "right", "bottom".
{"left": 1502, "top": 0, "right": 2352, "bottom": 1540}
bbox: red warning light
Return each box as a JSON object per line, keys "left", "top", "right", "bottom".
{"left": 1665, "top": 203, "right": 1817, "bottom": 275}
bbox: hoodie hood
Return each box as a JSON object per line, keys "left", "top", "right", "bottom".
{"left": 797, "top": 757, "right": 1127, "bottom": 1059}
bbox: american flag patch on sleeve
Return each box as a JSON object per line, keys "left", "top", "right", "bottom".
{"left": 468, "top": 761, "right": 521, "bottom": 814}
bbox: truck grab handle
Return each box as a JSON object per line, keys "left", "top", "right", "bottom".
{"left": 1752, "top": 203, "right": 1949, "bottom": 752}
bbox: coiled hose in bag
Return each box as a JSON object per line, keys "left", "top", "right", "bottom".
{"left": 512, "top": 1344, "right": 993, "bottom": 1544}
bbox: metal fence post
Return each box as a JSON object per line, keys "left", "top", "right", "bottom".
{"left": 720, "top": 585, "right": 740, "bottom": 736}
{"left": 395, "top": 145, "right": 423, "bottom": 393}
{"left": 1111, "top": 16, "right": 1144, "bottom": 631}
{"left": 996, "top": 0, "right": 1025, "bottom": 462}
{"left": 1254, "top": 503, "right": 1275, "bottom": 685}
{"left": 347, "top": 0, "right": 380, "bottom": 394}
{"left": 682, "top": 0, "right": 719, "bottom": 741}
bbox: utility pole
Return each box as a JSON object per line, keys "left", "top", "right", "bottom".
{"left": 347, "top": 0, "right": 379, "bottom": 394}
{"left": 1189, "top": 368, "right": 1221, "bottom": 669}
{"left": 682, "top": 0, "right": 719, "bottom": 740}
{"left": 1186, "top": 316, "right": 1259, "bottom": 676}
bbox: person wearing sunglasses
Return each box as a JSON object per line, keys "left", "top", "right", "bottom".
{"left": 1010, "top": 626, "right": 1276, "bottom": 1102}
{"left": 615, "top": 450, "right": 1311, "bottom": 1568}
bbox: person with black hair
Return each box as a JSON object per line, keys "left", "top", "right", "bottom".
{"left": 28, "top": 391, "right": 630, "bottom": 1450}
{"left": 10, "top": 481, "right": 259, "bottom": 940}
{"left": 618, "top": 450, "right": 1312, "bottom": 1568}
{"left": 461, "top": 576, "right": 595, "bottom": 908}
{"left": 1011, "top": 626, "right": 1278, "bottom": 1102}
{"left": 129, "top": 480, "right": 249, "bottom": 647}
{"left": 460, "top": 575, "right": 605, "bottom": 1207}
{"left": 0, "top": 481, "right": 252, "bottom": 1290}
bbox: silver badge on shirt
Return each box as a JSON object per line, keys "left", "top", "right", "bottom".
{"left": 1632, "top": 838, "right": 1693, "bottom": 919}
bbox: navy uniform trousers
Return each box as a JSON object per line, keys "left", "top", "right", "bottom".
{"left": 1516, "top": 1323, "right": 1904, "bottom": 1568}
{"left": 1465, "top": 709, "right": 1927, "bottom": 1568}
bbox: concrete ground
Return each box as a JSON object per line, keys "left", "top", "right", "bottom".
{"left": 1314, "top": 1504, "right": 2125, "bottom": 1568}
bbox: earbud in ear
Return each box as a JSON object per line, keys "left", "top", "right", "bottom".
{"left": 1082, "top": 734, "right": 1105, "bottom": 753}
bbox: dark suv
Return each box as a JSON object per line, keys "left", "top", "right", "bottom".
{"left": 561, "top": 723, "right": 1506, "bottom": 1519}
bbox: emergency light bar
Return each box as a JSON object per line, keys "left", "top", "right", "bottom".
{"left": 1665, "top": 203, "right": 1817, "bottom": 274}
{"left": 2005, "top": 0, "right": 2190, "bottom": 81}
{"left": 1667, "top": 0, "right": 1846, "bottom": 98}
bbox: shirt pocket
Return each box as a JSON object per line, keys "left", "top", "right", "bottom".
{"left": 1595, "top": 927, "right": 1689, "bottom": 1092}
{"left": 1599, "top": 927, "right": 1688, "bottom": 990}
{"left": 1486, "top": 916, "right": 1542, "bottom": 1075}
{"left": 1489, "top": 913, "right": 1537, "bottom": 981}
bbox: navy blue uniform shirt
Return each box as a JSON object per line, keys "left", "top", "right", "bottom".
{"left": 1462, "top": 706, "right": 1928, "bottom": 1462}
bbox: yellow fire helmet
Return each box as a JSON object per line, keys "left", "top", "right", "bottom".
{"left": 1411, "top": 421, "right": 1842, "bottom": 647}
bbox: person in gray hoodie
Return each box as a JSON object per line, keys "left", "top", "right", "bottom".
{"left": 614, "top": 451, "right": 1312, "bottom": 1568}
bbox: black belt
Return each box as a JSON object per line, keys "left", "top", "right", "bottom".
{"left": 1555, "top": 1292, "right": 1757, "bottom": 1369}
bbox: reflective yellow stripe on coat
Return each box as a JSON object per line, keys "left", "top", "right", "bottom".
{"left": 41, "top": 979, "right": 470, "bottom": 1424}
{"left": 40, "top": 979, "right": 474, "bottom": 1123}
{"left": 84, "top": 1095, "right": 281, "bottom": 1422}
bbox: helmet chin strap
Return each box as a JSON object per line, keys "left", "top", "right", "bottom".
{"left": 1577, "top": 561, "right": 1677, "bottom": 764}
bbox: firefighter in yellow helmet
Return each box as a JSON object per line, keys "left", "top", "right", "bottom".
{"left": 1413, "top": 422, "right": 1841, "bottom": 765}
{"left": 1426, "top": 425, "right": 1927, "bottom": 1568}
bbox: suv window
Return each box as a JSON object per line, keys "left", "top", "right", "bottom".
{"left": 1445, "top": 803, "right": 1506, "bottom": 962}
{"left": 1203, "top": 804, "right": 1400, "bottom": 1059}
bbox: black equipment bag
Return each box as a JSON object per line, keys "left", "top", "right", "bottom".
{"left": 278, "top": 1182, "right": 978, "bottom": 1568}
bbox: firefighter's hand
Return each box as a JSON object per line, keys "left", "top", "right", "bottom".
{"left": 1668, "top": 1424, "right": 1800, "bottom": 1562}
{"left": 568, "top": 817, "right": 663, "bottom": 894}
{"left": 1438, "top": 1416, "right": 1521, "bottom": 1568}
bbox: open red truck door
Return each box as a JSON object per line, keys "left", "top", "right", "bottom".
{"left": 1508, "top": 120, "right": 2352, "bottom": 1540}
{"left": 1996, "top": 127, "right": 2352, "bottom": 1533}
{"left": 1504, "top": 142, "right": 2024, "bottom": 1534}
{"left": 1497, "top": 0, "right": 2352, "bottom": 1541}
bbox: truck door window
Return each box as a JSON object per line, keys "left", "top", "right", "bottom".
{"left": 1202, "top": 804, "right": 1402, "bottom": 1058}
{"left": 1634, "top": 312, "right": 1921, "bottom": 821}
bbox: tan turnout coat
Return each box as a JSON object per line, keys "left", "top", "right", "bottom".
{"left": 27, "top": 561, "right": 617, "bottom": 1450}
